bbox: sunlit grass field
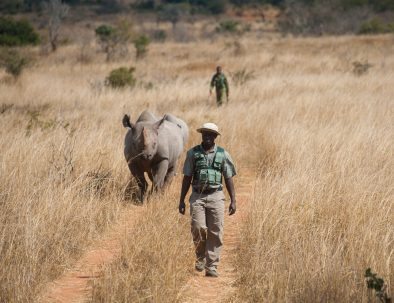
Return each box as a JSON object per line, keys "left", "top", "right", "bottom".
{"left": 0, "top": 32, "right": 392, "bottom": 302}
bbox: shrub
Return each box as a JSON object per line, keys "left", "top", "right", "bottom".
{"left": 216, "top": 20, "right": 240, "bottom": 33}
{"left": 157, "top": 5, "right": 182, "bottom": 29}
{"left": 95, "top": 24, "right": 116, "bottom": 41}
{"left": 133, "top": 35, "right": 150, "bottom": 59}
{"left": 0, "top": 0, "right": 24, "bottom": 14}
{"left": 207, "top": 0, "right": 227, "bottom": 14}
{"left": 358, "top": 18, "right": 394, "bottom": 34}
{"left": 365, "top": 268, "right": 391, "bottom": 303}
{"left": 105, "top": 67, "right": 136, "bottom": 89}
{"left": 0, "top": 17, "right": 40, "bottom": 47}
{"left": 95, "top": 22, "right": 132, "bottom": 61}
{"left": 0, "top": 48, "right": 29, "bottom": 79}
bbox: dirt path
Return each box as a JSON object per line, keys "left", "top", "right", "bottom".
{"left": 180, "top": 167, "right": 255, "bottom": 303}
{"left": 38, "top": 204, "right": 146, "bottom": 303}
{"left": 39, "top": 168, "right": 255, "bottom": 303}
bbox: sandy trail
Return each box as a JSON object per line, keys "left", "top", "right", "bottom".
{"left": 39, "top": 168, "right": 254, "bottom": 303}
{"left": 38, "top": 204, "right": 146, "bottom": 303}
{"left": 180, "top": 168, "right": 255, "bottom": 303}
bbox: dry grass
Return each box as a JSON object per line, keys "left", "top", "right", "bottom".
{"left": 0, "top": 30, "right": 393, "bottom": 302}
{"left": 90, "top": 190, "right": 193, "bottom": 303}
{"left": 234, "top": 96, "right": 393, "bottom": 302}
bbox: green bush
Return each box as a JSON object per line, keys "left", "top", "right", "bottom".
{"left": 0, "top": 48, "right": 29, "bottom": 78}
{"left": 95, "top": 24, "right": 116, "bottom": 41}
{"left": 359, "top": 18, "right": 394, "bottom": 34}
{"left": 0, "top": 18, "right": 40, "bottom": 47}
{"left": 216, "top": 20, "right": 240, "bottom": 33}
{"left": 133, "top": 35, "right": 150, "bottom": 59}
{"left": 207, "top": 0, "right": 227, "bottom": 14}
{"left": 105, "top": 67, "right": 136, "bottom": 89}
{"left": 95, "top": 22, "right": 132, "bottom": 61}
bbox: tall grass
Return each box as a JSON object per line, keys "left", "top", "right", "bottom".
{"left": 234, "top": 89, "right": 393, "bottom": 302}
{"left": 0, "top": 32, "right": 393, "bottom": 302}
{"left": 90, "top": 190, "right": 193, "bottom": 303}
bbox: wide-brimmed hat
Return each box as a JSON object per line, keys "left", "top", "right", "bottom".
{"left": 197, "top": 122, "right": 221, "bottom": 136}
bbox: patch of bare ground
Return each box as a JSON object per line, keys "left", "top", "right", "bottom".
{"left": 38, "top": 203, "right": 145, "bottom": 303}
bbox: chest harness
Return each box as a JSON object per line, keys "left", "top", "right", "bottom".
{"left": 192, "top": 145, "right": 225, "bottom": 189}
{"left": 214, "top": 74, "right": 227, "bottom": 90}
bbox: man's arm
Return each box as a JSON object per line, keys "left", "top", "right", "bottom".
{"left": 224, "top": 177, "right": 236, "bottom": 215}
{"left": 179, "top": 175, "right": 192, "bottom": 215}
{"left": 224, "top": 76, "right": 229, "bottom": 97}
{"left": 209, "top": 75, "right": 216, "bottom": 95}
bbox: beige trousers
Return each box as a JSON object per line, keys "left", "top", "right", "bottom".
{"left": 189, "top": 190, "right": 225, "bottom": 271}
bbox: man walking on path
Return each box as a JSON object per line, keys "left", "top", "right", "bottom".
{"left": 178, "top": 123, "right": 237, "bottom": 277}
{"left": 210, "top": 66, "right": 229, "bottom": 106}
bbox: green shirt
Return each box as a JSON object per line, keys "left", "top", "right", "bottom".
{"left": 210, "top": 73, "right": 229, "bottom": 92}
{"left": 183, "top": 144, "right": 236, "bottom": 191}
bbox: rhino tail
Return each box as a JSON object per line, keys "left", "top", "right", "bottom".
{"left": 122, "top": 114, "right": 133, "bottom": 129}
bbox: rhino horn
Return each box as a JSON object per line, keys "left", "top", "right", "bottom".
{"left": 122, "top": 114, "right": 134, "bottom": 129}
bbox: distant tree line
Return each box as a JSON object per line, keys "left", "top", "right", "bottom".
{"left": 1, "top": 0, "right": 393, "bottom": 14}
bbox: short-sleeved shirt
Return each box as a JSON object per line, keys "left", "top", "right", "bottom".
{"left": 183, "top": 144, "right": 236, "bottom": 191}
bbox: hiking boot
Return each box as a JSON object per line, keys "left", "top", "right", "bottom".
{"left": 205, "top": 269, "right": 219, "bottom": 278}
{"left": 195, "top": 259, "right": 205, "bottom": 272}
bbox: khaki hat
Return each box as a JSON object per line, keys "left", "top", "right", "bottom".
{"left": 197, "top": 122, "right": 221, "bottom": 136}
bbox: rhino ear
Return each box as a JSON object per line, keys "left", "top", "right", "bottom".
{"left": 122, "top": 114, "right": 134, "bottom": 129}
{"left": 154, "top": 117, "right": 165, "bottom": 130}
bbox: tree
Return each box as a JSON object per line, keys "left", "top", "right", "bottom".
{"left": 0, "top": 17, "right": 40, "bottom": 46}
{"left": 0, "top": 48, "right": 30, "bottom": 80}
{"left": 95, "top": 21, "right": 133, "bottom": 61}
{"left": 133, "top": 35, "right": 150, "bottom": 59}
{"left": 43, "top": 0, "right": 69, "bottom": 52}
{"left": 157, "top": 5, "right": 182, "bottom": 29}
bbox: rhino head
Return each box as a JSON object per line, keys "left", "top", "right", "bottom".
{"left": 123, "top": 114, "right": 165, "bottom": 161}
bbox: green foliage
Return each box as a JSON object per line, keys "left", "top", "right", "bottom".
{"left": 370, "top": 0, "right": 394, "bottom": 11}
{"left": 133, "top": 35, "right": 150, "bottom": 59}
{"left": 0, "top": 0, "right": 24, "bottom": 14}
{"left": 95, "top": 24, "right": 116, "bottom": 41}
{"left": 95, "top": 21, "right": 132, "bottom": 61}
{"left": 0, "top": 48, "right": 30, "bottom": 78}
{"left": 0, "top": 18, "right": 40, "bottom": 47}
{"left": 206, "top": 0, "right": 226, "bottom": 14}
{"left": 105, "top": 67, "right": 136, "bottom": 89}
{"left": 358, "top": 18, "right": 394, "bottom": 34}
{"left": 365, "top": 268, "right": 391, "bottom": 303}
{"left": 216, "top": 20, "right": 240, "bottom": 33}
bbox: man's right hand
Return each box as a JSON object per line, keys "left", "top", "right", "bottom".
{"left": 178, "top": 201, "right": 186, "bottom": 215}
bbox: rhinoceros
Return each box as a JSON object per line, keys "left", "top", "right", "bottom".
{"left": 122, "top": 110, "right": 188, "bottom": 202}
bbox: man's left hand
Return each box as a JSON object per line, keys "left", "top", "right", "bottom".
{"left": 229, "top": 200, "right": 236, "bottom": 215}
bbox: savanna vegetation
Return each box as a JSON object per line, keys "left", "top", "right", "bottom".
{"left": 0, "top": 1, "right": 393, "bottom": 302}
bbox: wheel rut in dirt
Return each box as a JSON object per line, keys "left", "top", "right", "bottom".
{"left": 38, "top": 204, "right": 145, "bottom": 303}
{"left": 180, "top": 167, "right": 256, "bottom": 303}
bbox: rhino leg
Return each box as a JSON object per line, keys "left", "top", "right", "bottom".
{"left": 129, "top": 162, "right": 147, "bottom": 202}
{"left": 152, "top": 159, "right": 169, "bottom": 191}
{"left": 164, "top": 163, "right": 177, "bottom": 187}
